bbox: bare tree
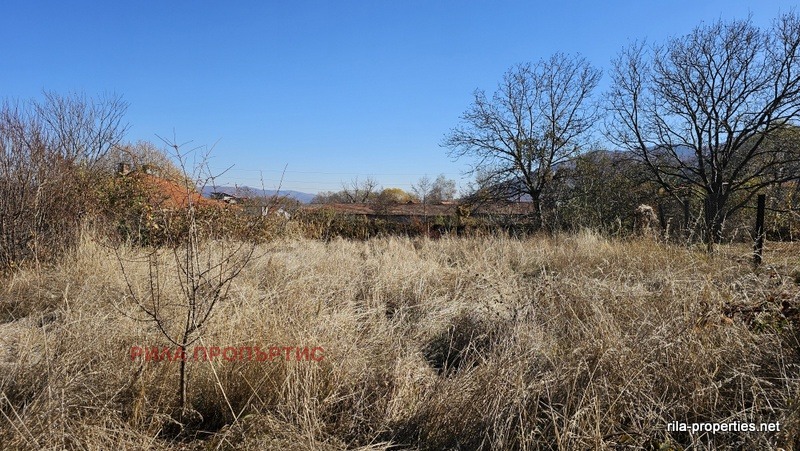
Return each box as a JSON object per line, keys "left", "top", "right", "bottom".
{"left": 311, "top": 177, "right": 380, "bottom": 204}
{"left": 411, "top": 175, "right": 434, "bottom": 234}
{"left": 411, "top": 175, "right": 433, "bottom": 206}
{"left": 36, "top": 91, "right": 128, "bottom": 167}
{"left": 0, "top": 92, "right": 127, "bottom": 268}
{"left": 430, "top": 174, "right": 457, "bottom": 203}
{"left": 606, "top": 13, "right": 800, "bottom": 246}
{"left": 116, "top": 139, "right": 257, "bottom": 423}
{"left": 444, "top": 53, "right": 601, "bottom": 227}
{"left": 412, "top": 174, "right": 456, "bottom": 204}
{"left": 341, "top": 176, "right": 380, "bottom": 203}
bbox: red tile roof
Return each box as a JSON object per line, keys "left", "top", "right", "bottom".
{"left": 130, "top": 172, "right": 228, "bottom": 210}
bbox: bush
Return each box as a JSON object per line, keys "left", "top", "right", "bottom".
{"left": 0, "top": 93, "right": 126, "bottom": 270}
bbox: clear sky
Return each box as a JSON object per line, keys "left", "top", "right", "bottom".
{"left": 1, "top": 1, "right": 796, "bottom": 194}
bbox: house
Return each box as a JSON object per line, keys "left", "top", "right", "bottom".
{"left": 209, "top": 192, "right": 244, "bottom": 204}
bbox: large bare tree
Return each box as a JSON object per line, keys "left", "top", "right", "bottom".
{"left": 606, "top": 13, "right": 800, "bottom": 245}
{"left": 443, "top": 53, "right": 601, "bottom": 227}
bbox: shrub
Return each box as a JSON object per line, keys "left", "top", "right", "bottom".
{"left": 0, "top": 93, "right": 126, "bottom": 269}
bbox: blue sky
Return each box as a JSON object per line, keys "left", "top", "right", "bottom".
{"left": 1, "top": 1, "right": 796, "bottom": 194}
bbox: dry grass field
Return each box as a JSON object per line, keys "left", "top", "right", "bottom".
{"left": 1, "top": 232, "right": 800, "bottom": 450}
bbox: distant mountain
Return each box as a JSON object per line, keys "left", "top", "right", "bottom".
{"left": 201, "top": 186, "right": 316, "bottom": 204}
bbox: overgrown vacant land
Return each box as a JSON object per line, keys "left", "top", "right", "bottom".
{"left": 1, "top": 233, "right": 800, "bottom": 450}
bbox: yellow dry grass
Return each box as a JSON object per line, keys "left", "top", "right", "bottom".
{"left": 1, "top": 231, "right": 799, "bottom": 449}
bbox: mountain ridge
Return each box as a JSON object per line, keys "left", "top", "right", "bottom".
{"left": 201, "top": 186, "right": 315, "bottom": 204}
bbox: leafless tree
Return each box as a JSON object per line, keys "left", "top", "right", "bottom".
{"left": 410, "top": 175, "right": 434, "bottom": 234}
{"left": 311, "top": 177, "right": 380, "bottom": 204}
{"left": 0, "top": 92, "right": 127, "bottom": 268}
{"left": 444, "top": 53, "right": 601, "bottom": 227}
{"left": 341, "top": 176, "right": 380, "bottom": 203}
{"left": 606, "top": 13, "right": 800, "bottom": 246}
{"left": 412, "top": 174, "right": 456, "bottom": 204}
{"left": 116, "top": 139, "right": 257, "bottom": 423}
{"left": 430, "top": 174, "right": 457, "bottom": 203}
{"left": 411, "top": 175, "right": 433, "bottom": 206}
{"left": 36, "top": 91, "right": 128, "bottom": 167}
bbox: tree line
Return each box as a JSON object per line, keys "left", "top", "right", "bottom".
{"left": 443, "top": 13, "right": 800, "bottom": 244}
{"left": 2, "top": 13, "right": 800, "bottom": 270}
{"left": 311, "top": 174, "right": 457, "bottom": 206}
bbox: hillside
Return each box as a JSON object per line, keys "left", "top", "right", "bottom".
{"left": 201, "top": 186, "right": 316, "bottom": 204}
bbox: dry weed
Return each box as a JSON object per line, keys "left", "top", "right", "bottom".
{"left": 1, "top": 232, "right": 799, "bottom": 449}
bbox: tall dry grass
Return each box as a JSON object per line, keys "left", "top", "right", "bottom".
{"left": 1, "top": 231, "right": 799, "bottom": 449}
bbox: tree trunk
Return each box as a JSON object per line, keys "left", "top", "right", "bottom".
{"left": 179, "top": 346, "right": 187, "bottom": 413}
{"left": 531, "top": 192, "right": 543, "bottom": 231}
{"left": 178, "top": 310, "right": 192, "bottom": 415}
{"left": 704, "top": 192, "right": 727, "bottom": 252}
